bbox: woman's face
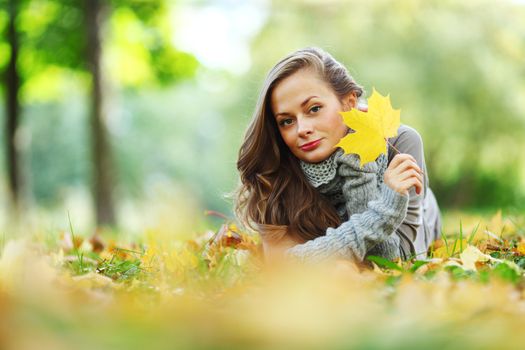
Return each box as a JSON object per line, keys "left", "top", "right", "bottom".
{"left": 271, "top": 68, "right": 356, "bottom": 163}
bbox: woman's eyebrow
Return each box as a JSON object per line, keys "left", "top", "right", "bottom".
{"left": 275, "top": 96, "right": 319, "bottom": 118}
{"left": 301, "top": 95, "right": 318, "bottom": 107}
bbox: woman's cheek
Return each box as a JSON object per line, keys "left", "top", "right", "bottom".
{"left": 282, "top": 131, "right": 296, "bottom": 149}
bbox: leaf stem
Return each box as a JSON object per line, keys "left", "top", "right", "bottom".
{"left": 386, "top": 139, "right": 426, "bottom": 176}
{"left": 386, "top": 139, "right": 402, "bottom": 155}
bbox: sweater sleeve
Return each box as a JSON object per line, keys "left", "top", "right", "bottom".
{"left": 336, "top": 152, "right": 382, "bottom": 216}
{"left": 336, "top": 151, "right": 403, "bottom": 261}
{"left": 285, "top": 183, "right": 408, "bottom": 263}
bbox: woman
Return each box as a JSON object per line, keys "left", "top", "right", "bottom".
{"left": 235, "top": 47, "right": 441, "bottom": 264}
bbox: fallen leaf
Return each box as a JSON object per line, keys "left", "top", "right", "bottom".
{"left": 516, "top": 241, "right": 525, "bottom": 256}
{"left": 460, "top": 245, "right": 491, "bottom": 271}
{"left": 89, "top": 232, "right": 105, "bottom": 253}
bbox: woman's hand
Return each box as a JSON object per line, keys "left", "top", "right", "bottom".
{"left": 261, "top": 233, "right": 304, "bottom": 264}
{"left": 383, "top": 153, "right": 423, "bottom": 196}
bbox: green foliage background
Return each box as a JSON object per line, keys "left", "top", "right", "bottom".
{"left": 1, "top": 0, "right": 524, "bottom": 226}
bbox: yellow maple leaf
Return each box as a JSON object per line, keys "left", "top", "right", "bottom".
{"left": 335, "top": 88, "right": 401, "bottom": 167}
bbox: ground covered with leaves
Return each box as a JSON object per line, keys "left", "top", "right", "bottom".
{"left": 1, "top": 210, "right": 525, "bottom": 349}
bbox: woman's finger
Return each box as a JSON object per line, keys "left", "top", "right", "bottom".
{"left": 388, "top": 154, "right": 418, "bottom": 170}
{"left": 388, "top": 159, "right": 422, "bottom": 179}
{"left": 399, "top": 177, "right": 423, "bottom": 195}
{"left": 397, "top": 169, "right": 423, "bottom": 183}
{"left": 387, "top": 153, "right": 413, "bottom": 169}
{"left": 393, "top": 159, "right": 422, "bottom": 175}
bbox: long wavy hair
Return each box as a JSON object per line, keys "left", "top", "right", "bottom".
{"left": 234, "top": 47, "right": 364, "bottom": 243}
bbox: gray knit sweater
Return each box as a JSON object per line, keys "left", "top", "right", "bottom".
{"left": 285, "top": 148, "right": 409, "bottom": 263}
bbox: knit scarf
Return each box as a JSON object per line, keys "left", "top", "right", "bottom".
{"left": 299, "top": 149, "right": 343, "bottom": 188}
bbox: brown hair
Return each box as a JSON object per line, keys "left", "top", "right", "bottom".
{"left": 234, "top": 47, "right": 364, "bottom": 243}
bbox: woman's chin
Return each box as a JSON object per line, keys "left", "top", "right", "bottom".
{"left": 297, "top": 149, "right": 331, "bottom": 164}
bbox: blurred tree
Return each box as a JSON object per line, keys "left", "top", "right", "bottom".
{"left": 0, "top": 0, "right": 198, "bottom": 225}
{"left": 4, "top": 0, "right": 23, "bottom": 210}
{"left": 86, "top": 0, "right": 115, "bottom": 225}
{"left": 5, "top": 0, "right": 20, "bottom": 206}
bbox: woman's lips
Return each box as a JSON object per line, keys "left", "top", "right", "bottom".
{"left": 299, "top": 139, "right": 322, "bottom": 151}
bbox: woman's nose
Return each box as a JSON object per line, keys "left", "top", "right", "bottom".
{"left": 297, "top": 118, "right": 314, "bottom": 137}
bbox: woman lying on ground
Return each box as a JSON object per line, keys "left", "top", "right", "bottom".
{"left": 234, "top": 47, "right": 441, "bottom": 264}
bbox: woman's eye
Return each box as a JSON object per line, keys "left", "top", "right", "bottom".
{"left": 279, "top": 119, "right": 293, "bottom": 127}
{"left": 310, "top": 105, "right": 321, "bottom": 113}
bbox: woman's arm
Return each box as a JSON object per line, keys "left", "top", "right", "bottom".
{"left": 387, "top": 125, "right": 427, "bottom": 259}
{"left": 285, "top": 183, "right": 408, "bottom": 263}
{"left": 337, "top": 152, "right": 404, "bottom": 261}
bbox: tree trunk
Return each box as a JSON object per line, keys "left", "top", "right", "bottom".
{"left": 5, "top": 0, "right": 21, "bottom": 210}
{"left": 85, "top": 0, "right": 116, "bottom": 226}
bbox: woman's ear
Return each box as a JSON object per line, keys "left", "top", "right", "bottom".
{"left": 342, "top": 91, "right": 358, "bottom": 111}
